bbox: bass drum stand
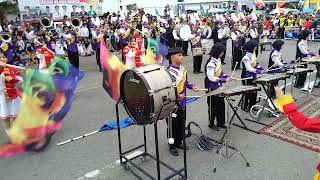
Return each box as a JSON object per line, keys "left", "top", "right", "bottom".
{"left": 213, "top": 96, "right": 250, "bottom": 173}
{"left": 115, "top": 100, "right": 187, "bottom": 180}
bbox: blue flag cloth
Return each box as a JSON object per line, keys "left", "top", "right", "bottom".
{"left": 98, "top": 97, "right": 200, "bottom": 132}
{"left": 99, "top": 117, "right": 136, "bottom": 132}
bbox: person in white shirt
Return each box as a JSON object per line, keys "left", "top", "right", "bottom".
{"left": 91, "top": 15, "right": 100, "bottom": 27}
{"left": 79, "top": 24, "right": 89, "bottom": 38}
{"left": 55, "top": 40, "right": 65, "bottom": 58}
{"left": 295, "top": 30, "right": 314, "bottom": 88}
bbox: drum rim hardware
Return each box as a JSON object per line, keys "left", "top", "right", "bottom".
{"left": 120, "top": 65, "right": 177, "bottom": 125}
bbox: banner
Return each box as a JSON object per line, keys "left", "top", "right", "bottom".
{"left": 17, "top": 0, "right": 99, "bottom": 21}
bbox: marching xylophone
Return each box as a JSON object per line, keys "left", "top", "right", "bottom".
{"left": 286, "top": 68, "right": 313, "bottom": 75}
{"left": 204, "top": 85, "right": 261, "bottom": 98}
{"left": 256, "top": 73, "right": 290, "bottom": 85}
{"left": 301, "top": 56, "right": 320, "bottom": 64}
{"left": 217, "top": 85, "right": 261, "bottom": 97}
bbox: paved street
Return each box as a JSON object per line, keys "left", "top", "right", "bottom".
{"left": 1, "top": 40, "right": 319, "bottom": 180}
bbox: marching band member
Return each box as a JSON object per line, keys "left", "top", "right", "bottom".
{"left": 120, "top": 21, "right": 131, "bottom": 61}
{"left": 205, "top": 42, "right": 231, "bottom": 131}
{"left": 63, "top": 26, "right": 79, "bottom": 68}
{"left": 268, "top": 40, "right": 286, "bottom": 97}
{"left": 200, "top": 18, "right": 212, "bottom": 39}
{"left": 122, "top": 36, "right": 142, "bottom": 69}
{"left": 55, "top": 40, "right": 65, "bottom": 58}
{"left": 0, "top": 40, "right": 14, "bottom": 64}
{"left": 212, "top": 20, "right": 220, "bottom": 44}
{"left": 132, "top": 29, "right": 144, "bottom": 67}
{"left": 248, "top": 20, "right": 260, "bottom": 56}
{"left": 167, "top": 47, "right": 198, "bottom": 156}
{"left": 190, "top": 25, "right": 205, "bottom": 74}
{"left": 295, "top": 30, "right": 313, "bottom": 88}
{"left": 93, "top": 27, "right": 103, "bottom": 71}
{"left": 231, "top": 22, "right": 244, "bottom": 70}
{"left": 172, "top": 20, "right": 182, "bottom": 48}
{"left": 268, "top": 40, "right": 286, "bottom": 73}
{"left": 0, "top": 53, "right": 22, "bottom": 131}
{"left": 241, "top": 40, "right": 263, "bottom": 111}
{"left": 217, "top": 22, "right": 229, "bottom": 64}
{"left": 165, "top": 18, "right": 175, "bottom": 48}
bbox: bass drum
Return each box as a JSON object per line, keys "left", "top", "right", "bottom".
{"left": 120, "top": 64, "right": 177, "bottom": 125}
{"left": 179, "top": 24, "right": 192, "bottom": 40}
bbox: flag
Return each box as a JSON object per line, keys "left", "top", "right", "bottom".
{"left": 100, "top": 36, "right": 127, "bottom": 102}
{"left": 144, "top": 38, "right": 168, "bottom": 65}
{"left": 200, "top": 3, "right": 205, "bottom": 16}
{"left": 0, "top": 57, "right": 84, "bottom": 158}
{"left": 155, "top": 8, "right": 160, "bottom": 17}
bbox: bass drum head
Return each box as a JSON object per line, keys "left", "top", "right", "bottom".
{"left": 120, "top": 69, "right": 153, "bottom": 125}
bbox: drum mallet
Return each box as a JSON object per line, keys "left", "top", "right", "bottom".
{"left": 230, "top": 62, "right": 238, "bottom": 79}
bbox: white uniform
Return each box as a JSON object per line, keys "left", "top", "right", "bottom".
{"left": 271, "top": 50, "right": 284, "bottom": 67}
{"left": 298, "top": 40, "right": 310, "bottom": 56}
{"left": 206, "top": 57, "right": 225, "bottom": 82}
{"left": 242, "top": 52, "right": 260, "bottom": 73}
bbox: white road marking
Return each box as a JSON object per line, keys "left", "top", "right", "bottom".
{"left": 84, "top": 170, "right": 101, "bottom": 178}
{"left": 78, "top": 150, "right": 143, "bottom": 179}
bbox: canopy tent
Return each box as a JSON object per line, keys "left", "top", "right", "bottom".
{"left": 270, "top": 8, "right": 299, "bottom": 14}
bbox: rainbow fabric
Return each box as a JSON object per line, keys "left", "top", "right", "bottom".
{"left": 0, "top": 57, "right": 84, "bottom": 158}
{"left": 100, "top": 37, "right": 168, "bottom": 101}
{"left": 144, "top": 38, "right": 168, "bottom": 65}
{"left": 100, "top": 37, "right": 127, "bottom": 102}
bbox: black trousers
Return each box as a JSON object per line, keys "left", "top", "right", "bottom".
{"left": 167, "top": 108, "right": 186, "bottom": 147}
{"left": 232, "top": 46, "right": 242, "bottom": 70}
{"left": 193, "top": 55, "right": 202, "bottom": 73}
{"left": 182, "top": 41, "right": 189, "bottom": 56}
{"left": 279, "top": 27, "right": 285, "bottom": 39}
{"left": 96, "top": 47, "right": 101, "bottom": 71}
{"left": 204, "top": 78, "right": 226, "bottom": 127}
{"left": 207, "top": 93, "right": 225, "bottom": 127}
{"left": 221, "top": 42, "right": 227, "bottom": 63}
{"left": 242, "top": 78, "right": 257, "bottom": 110}
{"left": 67, "top": 51, "right": 79, "bottom": 68}
{"left": 295, "top": 63, "right": 308, "bottom": 88}
{"left": 176, "top": 40, "right": 182, "bottom": 48}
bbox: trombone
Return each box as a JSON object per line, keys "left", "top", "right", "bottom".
{"left": 0, "top": 32, "right": 11, "bottom": 43}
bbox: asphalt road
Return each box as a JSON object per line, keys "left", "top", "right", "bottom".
{"left": 0, "top": 39, "right": 319, "bottom": 180}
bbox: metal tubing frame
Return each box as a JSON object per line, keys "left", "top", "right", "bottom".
{"left": 115, "top": 100, "right": 187, "bottom": 180}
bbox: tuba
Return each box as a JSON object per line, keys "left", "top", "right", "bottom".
{"left": 0, "top": 32, "right": 11, "bottom": 43}
{"left": 40, "top": 16, "right": 53, "bottom": 28}
{"left": 71, "top": 16, "right": 82, "bottom": 29}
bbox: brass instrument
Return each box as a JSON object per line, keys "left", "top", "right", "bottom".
{"left": 40, "top": 16, "right": 53, "bottom": 28}
{"left": 71, "top": 16, "right": 82, "bottom": 29}
{"left": 0, "top": 32, "right": 11, "bottom": 43}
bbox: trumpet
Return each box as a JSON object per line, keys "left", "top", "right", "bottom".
{"left": 0, "top": 32, "right": 11, "bottom": 43}
{"left": 40, "top": 16, "right": 53, "bottom": 28}
{"left": 71, "top": 16, "right": 82, "bottom": 29}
